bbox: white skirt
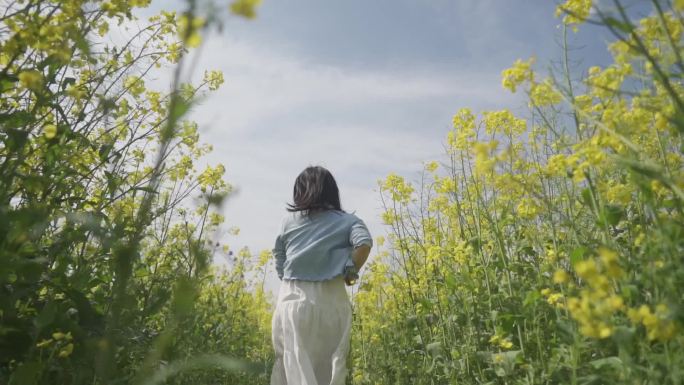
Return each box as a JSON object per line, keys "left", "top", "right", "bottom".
{"left": 270, "top": 275, "right": 352, "bottom": 385}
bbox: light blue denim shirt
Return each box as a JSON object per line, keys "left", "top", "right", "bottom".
{"left": 273, "top": 209, "right": 373, "bottom": 281}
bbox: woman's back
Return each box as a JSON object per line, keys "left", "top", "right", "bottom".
{"left": 273, "top": 209, "right": 372, "bottom": 281}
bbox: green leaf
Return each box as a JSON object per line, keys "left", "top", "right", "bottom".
{"left": 9, "top": 361, "right": 42, "bottom": 385}
{"left": 133, "top": 186, "right": 159, "bottom": 194}
{"left": 611, "top": 326, "right": 635, "bottom": 346}
{"left": 468, "top": 236, "right": 481, "bottom": 251}
{"left": 167, "top": 96, "right": 193, "bottom": 130}
{"left": 523, "top": 290, "right": 541, "bottom": 308}
{"left": 142, "top": 290, "right": 171, "bottom": 317}
{"left": 589, "top": 356, "right": 623, "bottom": 370}
{"left": 671, "top": 109, "right": 684, "bottom": 134}
{"left": 172, "top": 277, "right": 197, "bottom": 317}
{"left": 444, "top": 273, "right": 458, "bottom": 289}
{"left": 617, "top": 157, "right": 663, "bottom": 180}
{"left": 0, "top": 111, "right": 34, "bottom": 129}
{"left": 599, "top": 205, "right": 624, "bottom": 226}
{"left": 426, "top": 341, "right": 443, "bottom": 356}
{"left": 35, "top": 301, "right": 57, "bottom": 330}
{"left": 502, "top": 349, "right": 522, "bottom": 361}
{"left": 570, "top": 247, "right": 587, "bottom": 265}
{"left": 3, "top": 127, "right": 29, "bottom": 151}
{"left": 139, "top": 354, "right": 263, "bottom": 385}
{"left": 65, "top": 288, "right": 103, "bottom": 328}
{"left": 61, "top": 77, "right": 76, "bottom": 91}
{"left": 603, "top": 17, "right": 634, "bottom": 34}
{"left": 0, "top": 72, "right": 18, "bottom": 93}
{"left": 581, "top": 188, "right": 594, "bottom": 207}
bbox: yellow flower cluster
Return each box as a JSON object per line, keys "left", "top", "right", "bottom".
{"left": 448, "top": 108, "right": 476, "bottom": 151}
{"left": 473, "top": 140, "right": 499, "bottom": 176}
{"left": 501, "top": 58, "right": 534, "bottom": 93}
{"left": 230, "top": 0, "right": 263, "bottom": 19}
{"left": 566, "top": 248, "right": 625, "bottom": 338}
{"left": 197, "top": 164, "right": 226, "bottom": 190}
{"left": 501, "top": 59, "right": 563, "bottom": 109}
{"left": 541, "top": 288, "right": 565, "bottom": 308}
{"left": 483, "top": 110, "right": 527, "bottom": 137}
{"left": 203, "top": 70, "right": 225, "bottom": 91}
{"left": 18, "top": 70, "right": 44, "bottom": 91}
{"left": 489, "top": 334, "right": 514, "bottom": 350}
{"left": 555, "top": 0, "right": 593, "bottom": 26}
{"left": 450, "top": 240, "right": 472, "bottom": 265}
{"left": 124, "top": 76, "right": 146, "bottom": 98}
{"left": 586, "top": 64, "right": 631, "bottom": 99}
{"left": 603, "top": 182, "right": 633, "bottom": 206}
{"left": 36, "top": 331, "right": 75, "bottom": 358}
{"left": 516, "top": 197, "right": 541, "bottom": 219}
{"left": 530, "top": 79, "right": 563, "bottom": 107}
{"left": 553, "top": 269, "right": 570, "bottom": 284}
{"left": 425, "top": 161, "right": 439, "bottom": 173}
{"left": 381, "top": 174, "right": 414, "bottom": 203}
{"left": 627, "top": 304, "right": 678, "bottom": 342}
{"left": 177, "top": 14, "right": 206, "bottom": 48}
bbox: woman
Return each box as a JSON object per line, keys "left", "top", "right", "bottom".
{"left": 270, "top": 165, "right": 373, "bottom": 385}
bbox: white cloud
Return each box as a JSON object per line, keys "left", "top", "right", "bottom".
{"left": 188, "top": 35, "right": 517, "bottom": 130}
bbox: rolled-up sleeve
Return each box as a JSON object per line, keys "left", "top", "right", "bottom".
{"left": 349, "top": 216, "right": 373, "bottom": 249}
{"left": 273, "top": 220, "right": 287, "bottom": 280}
{"left": 273, "top": 234, "right": 286, "bottom": 280}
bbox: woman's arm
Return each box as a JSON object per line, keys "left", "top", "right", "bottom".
{"left": 345, "top": 244, "right": 371, "bottom": 286}
{"left": 273, "top": 234, "right": 286, "bottom": 280}
{"left": 351, "top": 244, "right": 371, "bottom": 271}
{"left": 346, "top": 215, "right": 373, "bottom": 285}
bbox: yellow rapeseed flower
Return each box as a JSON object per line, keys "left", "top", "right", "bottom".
{"left": 574, "top": 260, "right": 597, "bottom": 279}
{"left": 230, "top": 0, "right": 262, "bottom": 19}
{"left": 501, "top": 58, "right": 535, "bottom": 93}
{"left": 553, "top": 269, "right": 569, "bottom": 284}
{"left": 598, "top": 324, "right": 613, "bottom": 339}
{"left": 530, "top": 79, "right": 562, "bottom": 107}
{"left": 178, "top": 14, "right": 205, "bottom": 48}
{"left": 52, "top": 332, "right": 66, "bottom": 340}
{"left": 58, "top": 343, "right": 74, "bottom": 358}
{"left": 547, "top": 293, "right": 564, "bottom": 307}
{"left": 556, "top": 0, "right": 593, "bottom": 26}
{"left": 36, "top": 339, "right": 53, "bottom": 348}
{"left": 43, "top": 124, "right": 58, "bottom": 139}
{"left": 18, "top": 70, "right": 44, "bottom": 91}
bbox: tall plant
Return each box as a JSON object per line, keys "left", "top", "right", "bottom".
{"left": 0, "top": 0, "right": 267, "bottom": 384}
{"left": 351, "top": 1, "right": 683, "bottom": 384}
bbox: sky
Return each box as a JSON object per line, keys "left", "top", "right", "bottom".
{"left": 136, "top": 0, "right": 620, "bottom": 298}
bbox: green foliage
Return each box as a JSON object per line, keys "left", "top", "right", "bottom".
{"left": 0, "top": 0, "right": 269, "bottom": 384}
{"left": 352, "top": 1, "right": 684, "bottom": 384}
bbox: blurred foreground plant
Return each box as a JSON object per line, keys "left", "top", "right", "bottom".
{"left": 0, "top": 0, "right": 270, "bottom": 384}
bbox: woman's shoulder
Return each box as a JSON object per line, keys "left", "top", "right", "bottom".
{"left": 278, "top": 211, "right": 300, "bottom": 228}
{"left": 280, "top": 209, "right": 361, "bottom": 226}
{"left": 334, "top": 210, "right": 365, "bottom": 224}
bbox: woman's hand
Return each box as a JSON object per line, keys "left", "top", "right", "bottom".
{"left": 343, "top": 265, "right": 359, "bottom": 286}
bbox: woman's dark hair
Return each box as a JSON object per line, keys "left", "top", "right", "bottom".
{"left": 287, "top": 166, "right": 344, "bottom": 216}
